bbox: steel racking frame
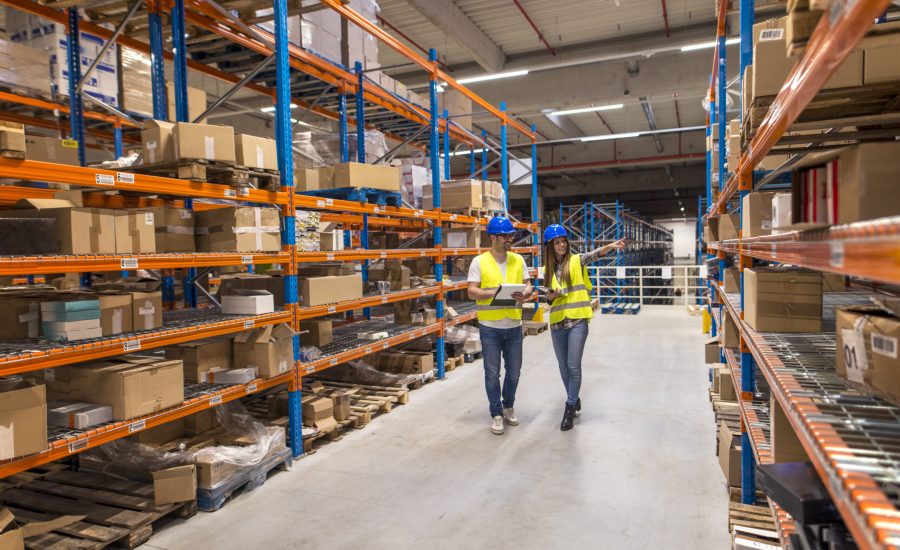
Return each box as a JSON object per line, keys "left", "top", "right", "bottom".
{"left": 0, "top": 0, "right": 539, "bottom": 478}
{"left": 704, "top": 0, "right": 899, "bottom": 547}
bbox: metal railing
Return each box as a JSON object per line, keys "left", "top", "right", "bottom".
{"left": 586, "top": 265, "right": 705, "bottom": 306}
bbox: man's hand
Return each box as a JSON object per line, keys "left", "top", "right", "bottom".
{"left": 511, "top": 285, "right": 533, "bottom": 304}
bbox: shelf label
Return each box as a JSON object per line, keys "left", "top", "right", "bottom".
{"left": 117, "top": 172, "right": 134, "bottom": 184}
{"left": 224, "top": 189, "right": 237, "bottom": 198}
{"left": 381, "top": 296, "right": 388, "bottom": 304}
{"left": 326, "top": 198, "right": 333, "bottom": 205}
{"left": 128, "top": 420, "right": 146, "bottom": 433}
{"left": 326, "top": 253, "right": 335, "bottom": 261}
{"left": 330, "top": 358, "right": 338, "bottom": 366}
{"left": 238, "top": 188, "right": 250, "bottom": 197}
{"left": 327, "top": 306, "right": 336, "bottom": 313}
{"left": 246, "top": 383, "right": 258, "bottom": 394}
{"left": 450, "top": 214, "right": 457, "bottom": 221}
{"left": 95, "top": 174, "right": 114, "bottom": 186}
{"left": 243, "top": 320, "right": 255, "bottom": 329}
{"left": 414, "top": 210, "right": 423, "bottom": 217}
{"left": 841, "top": 328, "right": 868, "bottom": 384}
{"left": 382, "top": 342, "right": 390, "bottom": 349}
{"left": 770, "top": 244, "right": 777, "bottom": 259}
{"left": 120, "top": 258, "right": 138, "bottom": 269}
{"left": 364, "top": 346, "right": 372, "bottom": 354}
{"left": 317, "top": 200, "right": 326, "bottom": 207}
{"left": 373, "top": 207, "right": 381, "bottom": 213}
{"left": 829, "top": 242, "right": 845, "bottom": 268}
{"left": 241, "top": 255, "right": 253, "bottom": 264}
{"left": 420, "top": 251, "right": 426, "bottom": 256}
{"left": 124, "top": 339, "right": 141, "bottom": 352}
{"left": 306, "top": 365, "right": 316, "bottom": 374}
{"left": 68, "top": 439, "right": 88, "bottom": 453}
{"left": 209, "top": 395, "right": 223, "bottom": 406}
{"left": 380, "top": 251, "right": 387, "bottom": 258}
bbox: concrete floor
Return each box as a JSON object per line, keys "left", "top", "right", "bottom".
{"left": 147, "top": 308, "right": 729, "bottom": 550}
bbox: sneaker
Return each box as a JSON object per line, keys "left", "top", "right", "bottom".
{"left": 502, "top": 407, "right": 519, "bottom": 426}
{"left": 491, "top": 415, "right": 505, "bottom": 435}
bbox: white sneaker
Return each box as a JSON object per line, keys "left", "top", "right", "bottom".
{"left": 502, "top": 407, "right": 519, "bottom": 426}
{"left": 491, "top": 415, "right": 505, "bottom": 435}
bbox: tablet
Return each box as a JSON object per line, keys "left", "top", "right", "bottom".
{"left": 493, "top": 284, "right": 527, "bottom": 302}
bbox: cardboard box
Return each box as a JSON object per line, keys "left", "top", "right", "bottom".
{"left": 422, "top": 180, "right": 482, "bottom": 210}
{"left": 836, "top": 305, "right": 900, "bottom": 405}
{"left": 300, "top": 273, "right": 363, "bottom": 307}
{"left": 863, "top": 33, "right": 900, "bottom": 84}
{"left": 233, "top": 324, "right": 295, "bottom": 379}
{"left": 131, "top": 291, "right": 163, "bottom": 331}
{"left": 152, "top": 464, "right": 196, "bottom": 505}
{"left": 325, "top": 389, "right": 351, "bottom": 421}
{"left": 741, "top": 192, "right": 776, "bottom": 237}
{"left": 207, "top": 367, "right": 257, "bottom": 384}
{"left": 718, "top": 422, "right": 742, "bottom": 487}
{"left": 196, "top": 207, "right": 281, "bottom": 253}
{"left": 173, "top": 122, "right": 235, "bottom": 163}
{"left": 0, "top": 217, "right": 57, "bottom": 255}
{"left": 97, "top": 292, "right": 133, "bottom": 336}
{"left": 131, "top": 419, "right": 185, "bottom": 446}
{"left": 165, "top": 338, "right": 233, "bottom": 383}
{"left": 196, "top": 455, "right": 238, "bottom": 489}
{"left": 296, "top": 168, "right": 321, "bottom": 191}
{"left": 705, "top": 338, "right": 721, "bottom": 363}
{"left": 325, "top": 162, "right": 400, "bottom": 192}
{"left": 114, "top": 211, "right": 156, "bottom": 254}
{"left": 482, "top": 180, "right": 505, "bottom": 211}
{"left": 772, "top": 192, "right": 793, "bottom": 233}
{"left": 0, "top": 292, "right": 44, "bottom": 339}
{"left": 0, "top": 382, "right": 47, "bottom": 460}
{"left": 718, "top": 365, "right": 736, "bottom": 401}
{"left": 235, "top": 134, "right": 278, "bottom": 171}
{"left": 371, "top": 351, "right": 434, "bottom": 375}
{"left": 221, "top": 290, "right": 275, "bottom": 315}
{"left": 166, "top": 82, "right": 207, "bottom": 123}
{"left": 770, "top": 394, "right": 807, "bottom": 462}
{"left": 0, "top": 508, "right": 84, "bottom": 550}
{"left": 145, "top": 207, "right": 195, "bottom": 252}
{"left": 723, "top": 268, "right": 741, "bottom": 293}
{"left": 142, "top": 120, "right": 175, "bottom": 164}
{"left": 712, "top": 214, "right": 740, "bottom": 242}
{"left": 744, "top": 268, "right": 822, "bottom": 333}
{"left": 42, "top": 319, "right": 102, "bottom": 342}
{"left": 319, "top": 231, "right": 344, "bottom": 252}
{"left": 56, "top": 356, "right": 184, "bottom": 420}
{"left": 836, "top": 142, "right": 900, "bottom": 224}
{"left": 445, "top": 228, "right": 480, "bottom": 249}
{"left": 721, "top": 313, "right": 740, "bottom": 348}
{"left": 24, "top": 136, "right": 80, "bottom": 165}
{"left": 301, "top": 395, "right": 336, "bottom": 432}
{"left": 184, "top": 410, "right": 215, "bottom": 435}
{"left": 823, "top": 272, "right": 845, "bottom": 292}
{"left": 218, "top": 274, "right": 285, "bottom": 309}
{"left": 368, "top": 261, "right": 411, "bottom": 291}
{"left": 299, "top": 319, "right": 332, "bottom": 347}
{"left": 0, "top": 204, "right": 116, "bottom": 254}
{"left": 785, "top": 9, "right": 823, "bottom": 48}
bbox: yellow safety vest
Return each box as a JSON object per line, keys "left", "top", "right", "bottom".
{"left": 549, "top": 254, "right": 593, "bottom": 324}
{"left": 476, "top": 251, "right": 525, "bottom": 322}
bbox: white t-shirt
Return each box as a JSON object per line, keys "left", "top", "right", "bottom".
{"left": 468, "top": 254, "right": 531, "bottom": 329}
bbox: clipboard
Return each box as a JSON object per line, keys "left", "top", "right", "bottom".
{"left": 491, "top": 283, "right": 527, "bottom": 306}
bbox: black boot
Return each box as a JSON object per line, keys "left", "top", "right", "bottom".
{"left": 575, "top": 398, "right": 581, "bottom": 416}
{"left": 560, "top": 403, "right": 576, "bottom": 431}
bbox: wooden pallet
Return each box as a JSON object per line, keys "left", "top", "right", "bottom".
{"left": 298, "top": 186, "right": 402, "bottom": 206}
{"left": 0, "top": 123, "right": 26, "bottom": 160}
{"left": 522, "top": 321, "right": 548, "bottom": 336}
{"left": 196, "top": 447, "right": 292, "bottom": 512}
{"left": 444, "top": 207, "right": 486, "bottom": 218}
{"left": 0, "top": 469, "right": 195, "bottom": 549}
{"left": 126, "top": 160, "right": 280, "bottom": 190}
{"left": 728, "top": 498, "right": 781, "bottom": 549}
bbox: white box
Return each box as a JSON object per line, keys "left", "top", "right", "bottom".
{"left": 221, "top": 290, "right": 275, "bottom": 314}
{"left": 48, "top": 401, "right": 113, "bottom": 429}
{"left": 772, "top": 192, "right": 793, "bottom": 234}
{"left": 46, "top": 327, "right": 103, "bottom": 341}
{"left": 207, "top": 367, "right": 257, "bottom": 384}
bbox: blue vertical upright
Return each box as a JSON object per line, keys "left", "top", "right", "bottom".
{"left": 66, "top": 9, "right": 85, "bottom": 167}
{"left": 469, "top": 147, "right": 476, "bottom": 177}
{"left": 442, "top": 109, "right": 450, "bottom": 180}
{"left": 355, "top": 62, "right": 371, "bottom": 319}
{"left": 114, "top": 123, "right": 123, "bottom": 158}
{"left": 481, "top": 129, "right": 488, "bottom": 173}
{"left": 530, "top": 128, "right": 539, "bottom": 273}
{"left": 273, "top": 0, "right": 301, "bottom": 457}
{"left": 148, "top": 1, "right": 166, "bottom": 120}
{"left": 615, "top": 201, "right": 622, "bottom": 303}
{"left": 429, "top": 49, "right": 446, "bottom": 380}
{"left": 499, "top": 102, "right": 509, "bottom": 212}
{"left": 338, "top": 92, "right": 349, "bottom": 163}
{"left": 707, "top": 75, "right": 717, "bottom": 341}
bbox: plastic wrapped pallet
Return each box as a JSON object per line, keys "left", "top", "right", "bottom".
{"left": 120, "top": 47, "right": 153, "bottom": 117}
{"left": 0, "top": 36, "right": 50, "bottom": 96}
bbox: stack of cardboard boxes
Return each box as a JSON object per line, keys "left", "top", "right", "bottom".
{"left": 836, "top": 298, "right": 900, "bottom": 407}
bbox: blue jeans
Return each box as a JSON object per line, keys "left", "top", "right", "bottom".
{"left": 550, "top": 320, "right": 588, "bottom": 406}
{"left": 479, "top": 325, "right": 523, "bottom": 418}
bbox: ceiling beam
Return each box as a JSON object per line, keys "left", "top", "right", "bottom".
{"left": 403, "top": 0, "right": 505, "bottom": 73}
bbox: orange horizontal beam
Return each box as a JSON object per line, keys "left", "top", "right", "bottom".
{"left": 446, "top": 310, "right": 477, "bottom": 327}
{"left": 0, "top": 158, "right": 288, "bottom": 204}
{"left": 0, "top": 112, "right": 140, "bottom": 147}
{"left": 0, "top": 91, "right": 139, "bottom": 128}
{"left": 443, "top": 246, "right": 539, "bottom": 257}
{"left": 297, "top": 286, "right": 439, "bottom": 320}
{"left": 0, "top": 252, "right": 291, "bottom": 276}
{"left": 295, "top": 194, "right": 440, "bottom": 220}
{"left": 0, "top": 372, "right": 290, "bottom": 478}
{"left": 296, "top": 248, "right": 439, "bottom": 262}
{"left": 0, "top": 311, "right": 292, "bottom": 375}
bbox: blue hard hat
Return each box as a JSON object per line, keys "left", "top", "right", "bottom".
{"left": 543, "top": 224, "right": 569, "bottom": 244}
{"left": 486, "top": 216, "right": 516, "bottom": 235}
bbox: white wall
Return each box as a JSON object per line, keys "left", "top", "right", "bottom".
{"left": 659, "top": 218, "right": 698, "bottom": 261}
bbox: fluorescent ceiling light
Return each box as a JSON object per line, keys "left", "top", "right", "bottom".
{"left": 435, "top": 84, "right": 445, "bottom": 93}
{"left": 581, "top": 132, "right": 640, "bottom": 142}
{"left": 446, "top": 148, "right": 486, "bottom": 157}
{"left": 456, "top": 70, "right": 529, "bottom": 85}
{"left": 680, "top": 37, "right": 740, "bottom": 52}
{"left": 260, "top": 103, "right": 298, "bottom": 113}
{"left": 550, "top": 103, "right": 624, "bottom": 117}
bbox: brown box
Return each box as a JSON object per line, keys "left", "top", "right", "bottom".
{"left": 146, "top": 207, "right": 195, "bottom": 252}
{"left": 131, "top": 291, "right": 163, "bottom": 331}
{"left": 481, "top": 180, "right": 505, "bottom": 211}
{"left": 770, "top": 394, "right": 807, "bottom": 462}
{"left": 721, "top": 313, "right": 740, "bottom": 349}
{"left": 196, "top": 207, "right": 281, "bottom": 252}
{"left": 325, "top": 389, "right": 351, "bottom": 422}
{"left": 165, "top": 83, "right": 207, "bottom": 123}
{"left": 823, "top": 272, "right": 845, "bottom": 292}
{"left": 0, "top": 382, "right": 47, "bottom": 460}
{"left": 836, "top": 306, "right": 900, "bottom": 405}
{"left": 718, "top": 422, "right": 742, "bottom": 487}
{"left": 141, "top": 120, "right": 175, "bottom": 164}
{"left": 368, "top": 261, "right": 411, "bottom": 291}
{"left": 296, "top": 168, "right": 321, "bottom": 191}
{"left": 712, "top": 214, "right": 740, "bottom": 242}
{"left": 422, "top": 180, "right": 482, "bottom": 210}
{"left": 744, "top": 268, "right": 822, "bottom": 333}
{"left": 301, "top": 395, "right": 336, "bottom": 432}
{"left": 165, "top": 338, "right": 233, "bottom": 383}
{"left": 233, "top": 324, "right": 295, "bottom": 379}
{"left": 371, "top": 351, "right": 434, "bottom": 375}
{"left": 218, "top": 274, "right": 285, "bottom": 309}
{"left": 196, "top": 455, "right": 237, "bottom": 489}
{"left": 24, "top": 136, "right": 80, "bottom": 165}
{"left": 173, "top": 122, "right": 235, "bottom": 163}
{"left": 741, "top": 192, "right": 776, "bottom": 238}
{"left": 184, "top": 410, "right": 215, "bottom": 435}
{"left": 718, "top": 364, "right": 736, "bottom": 401}
{"left": 705, "top": 338, "right": 721, "bottom": 363}
{"left": 235, "top": 134, "right": 278, "bottom": 171}
{"left": 445, "top": 228, "right": 480, "bottom": 249}
{"left": 97, "top": 292, "right": 133, "bottom": 336}
{"left": 724, "top": 268, "right": 741, "bottom": 293}
{"left": 114, "top": 211, "right": 157, "bottom": 254}
{"left": 836, "top": 142, "right": 900, "bottom": 224}
{"left": 325, "top": 162, "right": 400, "bottom": 192}
{"left": 299, "top": 319, "right": 332, "bottom": 347}
{"left": 132, "top": 419, "right": 185, "bottom": 446}
{"left": 785, "top": 9, "right": 823, "bottom": 49}
{"left": 0, "top": 292, "right": 46, "bottom": 340}
{"left": 300, "top": 274, "right": 363, "bottom": 307}
{"left": 0, "top": 203, "right": 116, "bottom": 254}
{"left": 152, "top": 464, "right": 196, "bottom": 505}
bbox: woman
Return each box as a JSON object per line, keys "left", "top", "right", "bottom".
{"left": 543, "top": 224, "right": 625, "bottom": 431}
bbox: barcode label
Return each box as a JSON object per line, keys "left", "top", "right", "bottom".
{"left": 239, "top": 188, "right": 250, "bottom": 197}
{"left": 872, "top": 334, "right": 898, "bottom": 359}
{"left": 450, "top": 214, "right": 457, "bottom": 220}
{"left": 117, "top": 172, "right": 134, "bottom": 184}
{"left": 246, "top": 383, "right": 257, "bottom": 393}
{"left": 124, "top": 340, "right": 141, "bottom": 351}
{"left": 364, "top": 347, "right": 372, "bottom": 354}
{"left": 420, "top": 289, "right": 427, "bottom": 296}
{"left": 224, "top": 189, "right": 237, "bottom": 198}
{"left": 328, "top": 306, "right": 336, "bottom": 313}
{"left": 95, "top": 174, "right": 114, "bottom": 186}
{"left": 68, "top": 440, "right": 88, "bottom": 453}
{"left": 380, "top": 252, "right": 387, "bottom": 258}
{"left": 381, "top": 297, "right": 388, "bottom": 304}
{"left": 759, "top": 29, "right": 784, "bottom": 41}
{"left": 244, "top": 320, "right": 255, "bottom": 329}
{"left": 373, "top": 207, "right": 380, "bottom": 213}
{"left": 121, "top": 258, "right": 138, "bottom": 269}
{"left": 306, "top": 365, "right": 315, "bottom": 374}
{"left": 128, "top": 420, "right": 145, "bottom": 432}
{"left": 326, "top": 253, "right": 335, "bottom": 260}
{"left": 209, "top": 395, "right": 223, "bottom": 406}
{"left": 330, "top": 358, "right": 338, "bottom": 365}
{"left": 382, "top": 342, "right": 389, "bottom": 349}
{"left": 241, "top": 255, "right": 253, "bottom": 264}
{"left": 830, "top": 242, "right": 845, "bottom": 267}
{"left": 317, "top": 200, "right": 325, "bottom": 207}
{"left": 415, "top": 210, "right": 423, "bottom": 217}
{"left": 326, "top": 199, "right": 333, "bottom": 205}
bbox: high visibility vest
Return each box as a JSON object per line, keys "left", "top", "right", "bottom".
{"left": 476, "top": 251, "right": 525, "bottom": 322}
{"left": 549, "top": 254, "right": 593, "bottom": 324}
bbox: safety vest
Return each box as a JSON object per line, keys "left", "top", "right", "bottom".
{"left": 549, "top": 254, "right": 593, "bottom": 324}
{"left": 476, "top": 251, "right": 525, "bottom": 322}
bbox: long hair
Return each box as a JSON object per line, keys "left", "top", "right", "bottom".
{"left": 544, "top": 239, "right": 572, "bottom": 288}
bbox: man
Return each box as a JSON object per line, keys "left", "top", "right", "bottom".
{"left": 467, "top": 216, "right": 533, "bottom": 435}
